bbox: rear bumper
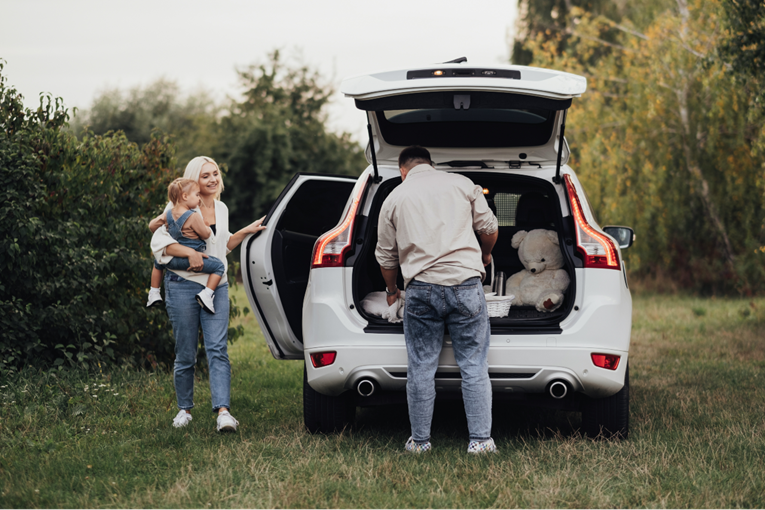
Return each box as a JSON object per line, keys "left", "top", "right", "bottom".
{"left": 304, "top": 267, "right": 631, "bottom": 399}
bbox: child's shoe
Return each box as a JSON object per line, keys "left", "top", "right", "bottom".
{"left": 196, "top": 290, "right": 215, "bottom": 314}
{"left": 404, "top": 436, "right": 431, "bottom": 453}
{"left": 467, "top": 438, "right": 497, "bottom": 454}
{"left": 147, "top": 289, "right": 163, "bottom": 307}
{"left": 172, "top": 410, "right": 192, "bottom": 428}
{"left": 216, "top": 410, "right": 239, "bottom": 432}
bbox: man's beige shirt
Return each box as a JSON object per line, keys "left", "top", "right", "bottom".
{"left": 375, "top": 164, "right": 498, "bottom": 288}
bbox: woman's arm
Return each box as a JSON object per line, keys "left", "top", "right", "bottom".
{"left": 227, "top": 216, "right": 267, "bottom": 251}
{"left": 166, "top": 244, "right": 209, "bottom": 272}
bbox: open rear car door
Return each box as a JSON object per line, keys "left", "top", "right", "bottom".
{"left": 242, "top": 173, "right": 356, "bottom": 359}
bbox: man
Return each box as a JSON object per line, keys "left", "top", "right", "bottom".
{"left": 375, "top": 146, "right": 499, "bottom": 454}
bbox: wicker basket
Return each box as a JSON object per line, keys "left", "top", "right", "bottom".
{"left": 486, "top": 294, "right": 515, "bottom": 318}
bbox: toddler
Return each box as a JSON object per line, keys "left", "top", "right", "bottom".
{"left": 147, "top": 178, "right": 225, "bottom": 313}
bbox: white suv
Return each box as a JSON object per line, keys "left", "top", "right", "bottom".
{"left": 242, "top": 60, "right": 634, "bottom": 439}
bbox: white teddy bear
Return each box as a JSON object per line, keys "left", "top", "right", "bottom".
{"left": 505, "top": 229, "right": 570, "bottom": 312}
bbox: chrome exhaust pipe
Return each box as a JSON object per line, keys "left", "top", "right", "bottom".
{"left": 357, "top": 379, "right": 376, "bottom": 397}
{"left": 548, "top": 380, "right": 569, "bottom": 399}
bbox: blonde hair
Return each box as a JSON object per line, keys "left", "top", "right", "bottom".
{"left": 183, "top": 156, "right": 224, "bottom": 200}
{"left": 167, "top": 178, "right": 199, "bottom": 205}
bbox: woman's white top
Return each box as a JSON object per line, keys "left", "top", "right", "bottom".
{"left": 150, "top": 200, "right": 231, "bottom": 286}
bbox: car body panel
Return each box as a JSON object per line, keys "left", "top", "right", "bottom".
{"left": 341, "top": 63, "right": 587, "bottom": 100}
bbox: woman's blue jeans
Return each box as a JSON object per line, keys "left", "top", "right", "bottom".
{"left": 404, "top": 277, "right": 492, "bottom": 442}
{"left": 165, "top": 273, "right": 231, "bottom": 412}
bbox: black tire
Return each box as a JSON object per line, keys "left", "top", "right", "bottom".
{"left": 303, "top": 366, "right": 355, "bottom": 433}
{"left": 581, "top": 364, "right": 629, "bottom": 440}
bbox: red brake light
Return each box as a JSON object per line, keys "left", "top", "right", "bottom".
{"left": 311, "top": 177, "right": 369, "bottom": 268}
{"left": 591, "top": 353, "right": 621, "bottom": 370}
{"left": 310, "top": 351, "right": 337, "bottom": 368}
{"left": 563, "top": 174, "right": 620, "bottom": 269}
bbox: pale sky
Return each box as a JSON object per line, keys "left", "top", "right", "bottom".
{"left": 1, "top": 0, "right": 517, "bottom": 142}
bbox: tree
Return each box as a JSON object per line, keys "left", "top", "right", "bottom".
{"left": 215, "top": 51, "right": 366, "bottom": 231}
{"left": 517, "top": 0, "right": 765, "bottom": 293}
{"left": 511, "top": 0, "right": 674, "bottom": 65}
{"left": 0, "top": 61, "right": 181, "bottom": 371}
{"left": 71, "top": 80, "right": 221, "bottom": 166}
{"left": 719, "top": 0, "right": 765, "bottom": 86}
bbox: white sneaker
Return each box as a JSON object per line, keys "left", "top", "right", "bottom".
{"left": 147, "top": 290, "right": 163, "bottom": 307}
{"left": 196, "top": 291, "right": 215, "bottom": 314}
{"left": 216, "top": 410, "right": 238, "bottom": 432}
{"left": 172, "top": 410, "right": 192, "bottom": 428}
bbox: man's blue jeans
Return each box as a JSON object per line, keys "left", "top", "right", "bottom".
{"left": 404, "top": 277, "right": 492, "bottom": 442}
{"left": 164, "top": 273, "right": 231, "bottom": 412}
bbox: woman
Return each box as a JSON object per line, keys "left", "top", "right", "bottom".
{"left": 149, "top": 156, "right": 265, "bottom": 432}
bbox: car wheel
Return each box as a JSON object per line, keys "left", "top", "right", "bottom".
{"left": 303, "top": 365, "right": 355, "bottom": 434}
{"left": 581, "top": 364, "right": 629, "bottom": 440}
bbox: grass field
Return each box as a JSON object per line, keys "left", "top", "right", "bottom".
{"left": 1, "top": 285, "right": 764, "bottom": 508}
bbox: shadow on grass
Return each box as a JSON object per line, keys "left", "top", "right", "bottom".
{"left": 353, "top": 399, "right": 582, "bottom": 441}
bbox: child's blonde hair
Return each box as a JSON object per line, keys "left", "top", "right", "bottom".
{"left": 167, "top": 178, "right": 199, "bottom": 205}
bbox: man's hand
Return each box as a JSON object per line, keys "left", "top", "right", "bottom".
{"left": 381, "top": 266, "right": 401, "bottom": 306}
{"left": 187, "top": 251, "right": 209, "bottom": 272}
{"left": 386, "top": 288, "right": 401, "bottom": 306}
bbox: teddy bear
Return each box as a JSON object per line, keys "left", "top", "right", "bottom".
{"left": 505, "top": 229, "right": 570, "bottom": 312}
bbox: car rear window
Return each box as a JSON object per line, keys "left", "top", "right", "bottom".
{"left": 357, "top": 91, "right": 569, "bottom": 149}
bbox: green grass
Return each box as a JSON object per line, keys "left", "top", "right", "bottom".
{"left": 1, "top": 287, "right": 764, "bottom": 508}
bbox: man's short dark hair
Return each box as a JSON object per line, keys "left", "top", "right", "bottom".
{"left": 398, "top": 146, "right": 432, "bottom": 169}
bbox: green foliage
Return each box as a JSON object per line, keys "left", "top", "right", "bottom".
{"left": 517, "top": 0, "right": 765, "bottom": 294}
{"left": 216, "top": 50, "right": 366, "bottom": 230}
{"left": 510, "top": 0, "right": 674, "bottom": 65}
{"left": 0, "top": 61, "right": 178, "bottom": 372}
{"left": 70, "top": 79, "right": 221, "bottom": 167}
{"left": 719, "top": 0, "right": 765, "bottom": 85}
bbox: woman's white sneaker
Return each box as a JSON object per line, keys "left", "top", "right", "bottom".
{"left": 173, "top": 410, "right": 192, "bottom": 428}
{"left": 216, "top": 410, "right": 238, "bottom": 432}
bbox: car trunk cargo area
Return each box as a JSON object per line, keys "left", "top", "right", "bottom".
{"left": 352, "top": 171, "right": 577, "bottom": 333}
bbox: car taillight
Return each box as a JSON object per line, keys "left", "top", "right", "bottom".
{"left": 591, "top": 353, "right": 620, "bottom": 370}
{"left": 310, "top": 351, "right": 337, "bottom": 368}
{"left": 311, "top": 177, "right": 369, "bottom": 268}
{"left": 563, "top": 174, "right": 620, "bottom": 269}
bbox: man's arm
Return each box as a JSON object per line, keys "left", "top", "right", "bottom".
{"left": 380, "top": 266, "right": 401, "bottom": 306}
{"left": 479, "top": 230, "right": 499, "bottom": 267}
{"left": 375, "top": 201, "right": 401, "bottom": 305}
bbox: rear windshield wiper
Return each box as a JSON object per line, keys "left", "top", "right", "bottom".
{"left": 440, "top": 161, "right": 493, "bottom": 169}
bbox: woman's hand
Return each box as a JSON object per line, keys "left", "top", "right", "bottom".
{"left": 242, "top": 216, "right": 267, "bottom": 235}
{"left": 227, "top": 216, "right": 268, "bottom": 251}
{"left": 165, "top": 244, "right": 208, "bottom": 272}
{"left": 186, "top": 251, "right": 209, "bottom": 272}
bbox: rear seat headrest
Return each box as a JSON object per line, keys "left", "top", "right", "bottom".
{"left": 515, "top": 192, "right": 554, "bottom": 227}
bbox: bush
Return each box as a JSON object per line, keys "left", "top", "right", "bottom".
{"left": 0, "top": 62, "right": 182, "bottom": 372}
